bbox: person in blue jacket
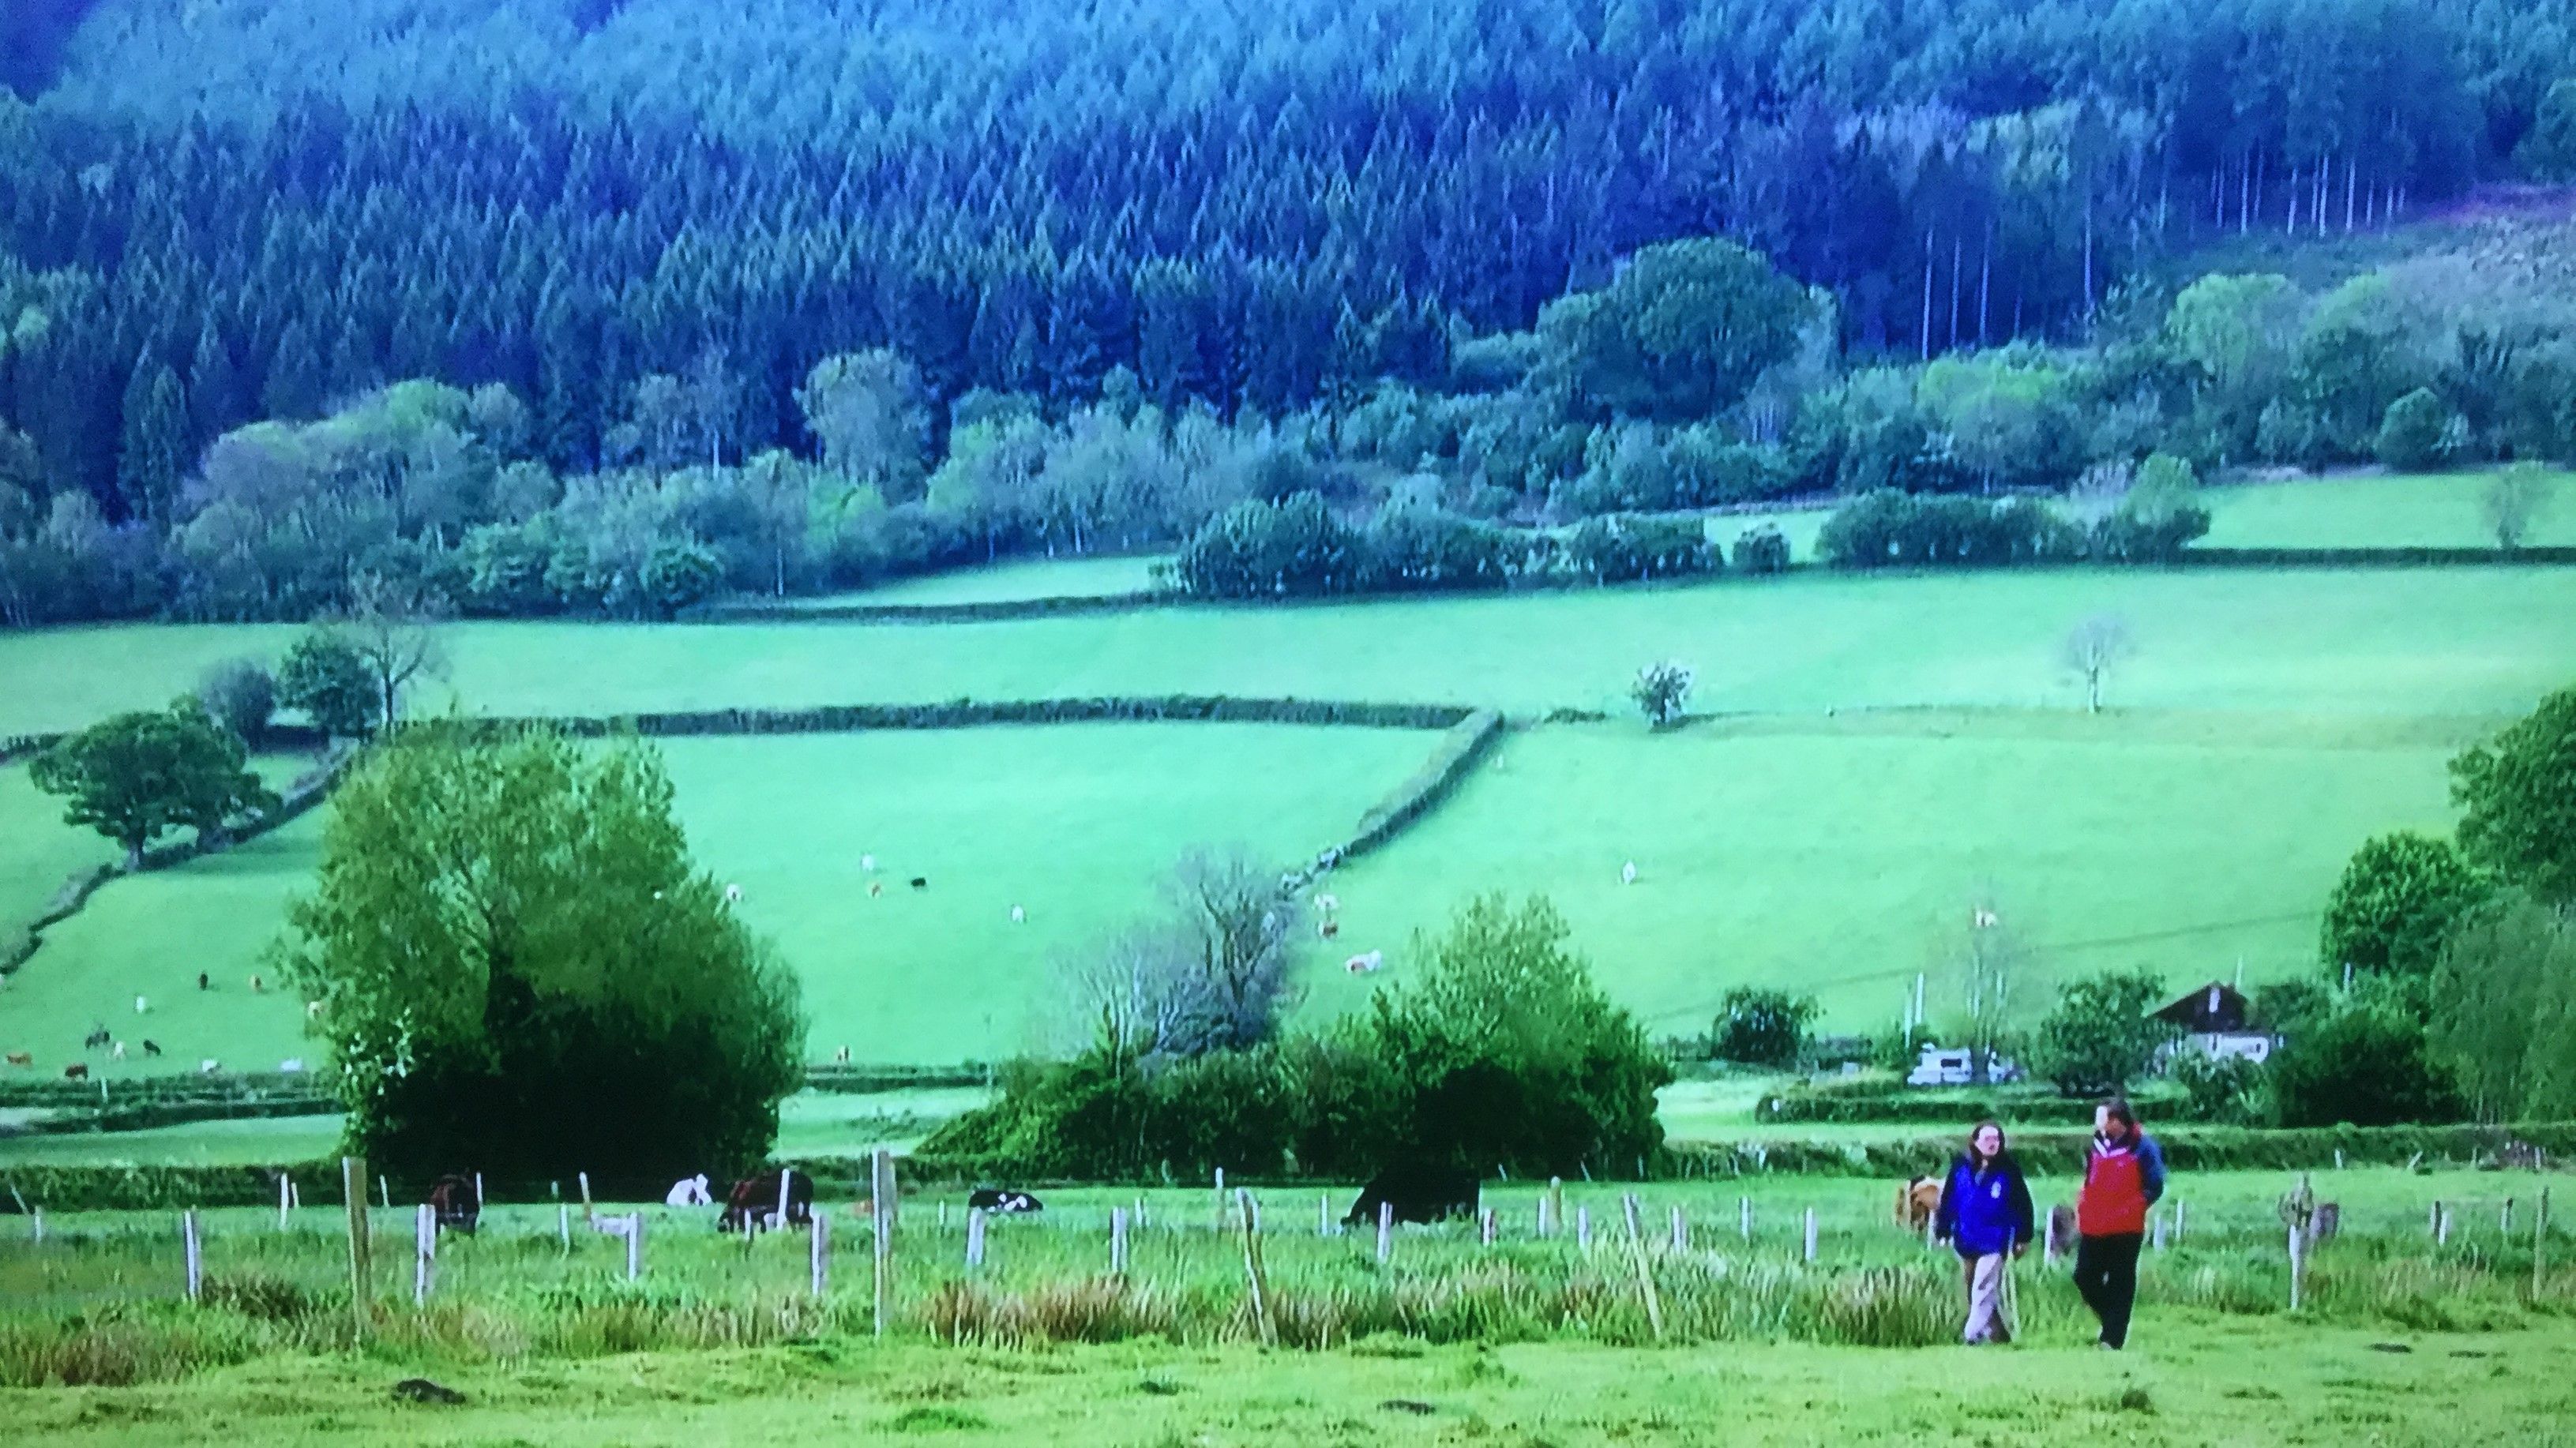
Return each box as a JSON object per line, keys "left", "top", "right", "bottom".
{"left": 1933, "top": 1120, "right": 2037, "bottom": 1344}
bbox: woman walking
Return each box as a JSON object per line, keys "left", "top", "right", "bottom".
{"left": 1933, "top": 1120, "right": 2035, "bottom": 1344}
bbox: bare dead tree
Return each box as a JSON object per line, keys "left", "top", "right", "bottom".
{"left": 2061, "top": 612, "right": 2134, "bottom": 713}
{"left": 1164, "top": 845, "right": 1297, "bottom": 1051}
{"left": 341, "top": 570, "right": 451, "bottom": 733}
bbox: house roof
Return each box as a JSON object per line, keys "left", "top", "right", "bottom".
{"left": 2150, "top": 980, "right": 2247, "bottom": 1022}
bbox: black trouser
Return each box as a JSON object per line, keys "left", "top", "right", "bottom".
{"left": 2073, "top": 1232, "right": 2144, "bottom": 1348}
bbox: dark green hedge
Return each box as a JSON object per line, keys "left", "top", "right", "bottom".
{"left": 2178, "top": 546, "right": 2576, "bottom": 567}
{"left": 801, "top": 1063, "right": 993, "bottom": 1094}
{"left": 1662, "top": 1120, "right": 2576, "bottom": 1180}
{"left": 469, "top": 696, "right": 1478, "bottom": 740}
{"left": 0, "top": 1071, "right": 326, "bottom": 1111}
{"left": 685, "top": 590, "right": 1173, "bottom": 624}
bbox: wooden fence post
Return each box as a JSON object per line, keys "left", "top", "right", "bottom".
{"left": 280, "top": 1173, "right": 292, "bottom": 1232}
{"left": 2503, "top": 1198, "right": 2514, "bottom": 1236}
{"left": 578, "top": 1172, "right": 593, "bottom": 1225}
{"left": 1376, "top": 1200, "right": 1394, "bottom": 1265}
{"left": 1670, "top": 1204, "right": 1688, "bottom": 1253}
{"left": 557, "top": 1204, "right": 570, "bottom": 1251}
{"left": 1623, "top": 1198, "right": 1664, "bottom": 1341}
{"left": 1238, "top": 1188, "right": 1275, "bottom": 1348}
{"left": 2288, "top": 1217, "right": 2305, "bottom": 1311}
{"left": 810, "top": 1213, "right": 829, "bottom": 1299}
{"left": 414, "top": 1204, "right": 433, "bottom": 1306}
{"left": 182, "top": 1210, "right": 202, "bottom": 1303}
{"left": 775, "top": 1170, "right": 791, "bottom": 1231}
{"left": 30, "top": 1207, "right": 41, "bottom": 1245}
{"left": 1481, "top": 1206, "right": 1496, "bottom": 1246}
{"left": 2174, "top": 1199, "right": 2187, "bottom": 1243}
{"left": 1577, "top": 1205, "right": 1591, "bottom": 1251}
{"left": 2428, "top": 1200, "right": 2442, "bottom": 1241}
{"left": 1802, "top": 1207, "right": 1817, "bottom": 1264}
{"left": 1740, "top": 1195, "right": 1751, "bottom": 1243}
{"left": 377, "top": 1174, "right": 390, "bottom": 1211}
{"left": 2536, "top": 1187, "right": 2552, "bottom": 1299}
{"left": 1620, "top": 1193, "right": 1641, "bottom": 1243}
{"left": 1111, "top": 1206, "right": 1130, "bottom": 1275}
{"left": 341, "top": 1155, "right": 371, "bottom": 1337}
{"left": 474, "top": 1172, "right": 485, "bottom": 1218}
{"left": 965, "top": 1207, "right": 987, "bottom": 1270}
{"left": 1319, "top": 1192, "right": 1331, "bottom": 1237}
{"left": 2437, "top": 1202, "right": 2452, "bottom": 1247}
{"left": 1213, "top": 1167, "right": 1226, "bottom": 1231}
{"left": 871, "top": 1148, "right": 894, "bottom": 1338}
{"left": 1547, "top": 1178, "right": 1564, "bottom": 1239}
{"left": 626, "top": 1213, "right": 644, "bottom": 1282}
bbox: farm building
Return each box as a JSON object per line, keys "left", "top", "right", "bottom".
{"left": 2151, "top": 981, "right": 2275, "bottom": 1064}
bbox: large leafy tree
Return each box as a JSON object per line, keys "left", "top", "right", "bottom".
{"left": 29, "top": 700, "right": 276, "bottom": 869}
{"left": 1538, "top": 238, "right": 1810, "bottom": 421}
{"left": 276, "top": 629, "right": 378, "bottom": 739}
{"left": 1359, "top": 894, "right": 1670, "bottom": 1177}
{"left": 2319, "top": 831, "right": 2489, "bottom": 982}
{"left": 2451, "top": 684, "right": 2576, "bottom": 906}
{"left": 278, "top": 728, "right": 804, "bottom": 1180}
{"left": 2027, "top": 970, "right": 2175, "bottom": 1097}
{"left": 2431, "top": 891, "right": 2576, "bottom": 1121}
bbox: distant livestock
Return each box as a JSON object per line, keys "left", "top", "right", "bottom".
{"left": 869, "top": 882, "right": 883, "bottom": 898}
{"left": 1009, "top": 905, "right": 1026, "bottom": 924}
{"left": 909, "top": 877, "right": 929, "bottom": 891}
{"left": 198, "top": 972, "right": 210, "bottom": 991}
{"left": 968, "top": 1187, "right": 1044, "bottom": 1214}
{"left": 861, "top": 853, "right": 876, "bottom": 872}
{"left": 111, "top": 1041, "right": 126, "bottom": 1060}
{"left": 278, "top": 1058, "right": 304, "bottom": 1073}
{"left": 719, "top": 1169, "right": 814, "bottom": 1232}
{"left": 1621, "top": 861, "right": 1639, "bottom": 885}
{"left": 1315, "top": 893, "right": 1340, "bottom": 914}
{"left": 308, "top": 1000, "right": 325, "bottom": 1018}
{"left": 724, "top": 883, "right": 743, "bottom": 904}
{"left": 1344, "top": 950, "right": 1384, "bottom": 973}
{"left": 1319, "top": 918, "right": 1340, "bottom": 940}
{"left": 666, "top": 1174, "right": 714, "bottom": 1207}
{"left": 62, "top": 1063, "right": 88, "bottom": 1080}
{"left": 834, "top": 1045, "right": 852, "bottom": 1063}
{"left": 134, "top": 995, "right": 148, "bottom": 1014}
{"left": 1897, "top": 1176, "right": 1943, "bottom": 1232}
{"left": 141, "top": 1040, "right": 162, "bottom": 1057}
{"left": 250, "top": 974, "right": 265, "bottom": 993}
{"left": 428, "top": 1174, "right": 481, "bottom": 1234}
{"left": 84, "top": 1025, "right": 110, "bottom": 1049}
{"left": 1345, "top": 1164, "right": 1479, "bottom": 1227}
{"left": 4, "top": 1052, "right": 30, "bottom": 1068}
{"left": 199, "top": 1060, "right": 221, "bottom": 1075}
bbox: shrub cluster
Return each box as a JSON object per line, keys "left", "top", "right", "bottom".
{"left": 1175, "top": 492, "right": 1725, "bottom": 599}
{"left": 1816, "top": 489, "right": 2210, "bottom": 569}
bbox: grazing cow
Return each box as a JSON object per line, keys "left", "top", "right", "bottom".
{"left": 968, "top": 1187, "right": 1043, "bottom": 1214}
{"left": 909, "top": 876, "right": 929, "bottom": 891}
{"left": 1315, "top": 892, "right": 1340, "bottom": 915}
{"left": 719, "top": 1169, "right": 814, "bottom": 1232}
{"left": 197, "top": 973, "right": 210, "bottom": 991}
{"left": 1343, "top": 950, "right": 1384, "bottom": 973}
{"left": 4, "top": 1052, "right": 31, "bottom": 1068}
{"left": 111, "top": 1041, "right": 126, "bottom": 1060}
{"left": 278, "top": 1058, "right": 304, "bottom": 1073}
{"left": 1009, "top": 904, "right": 1026, "bottom": 924}
{"left": 724, "top": 883, "right": 743, "bottom": 904}
{"left": 1897, "top": 1176, "right": 1943, "bottom": 1232}
{"left": 133, "top": 995, "right": 148, "bottom": 1014}
{"left": 250, "top": 974, "right": 264, "bottom": 993}
{"left": 84, "top": 1025, "right": 110, "bottom": 1049}
{"left": 307, "top": 1000, "right": 325, "bottom": 1018}
{"left": 199, "top": 1060, "right": 221, "bottom": 1075}
{"left": 141, "top": 1040, "right": 161, "bottom": 1057}
{"left": 1319, "top": 918, "right": 1340, "bottom": 940}
{"left": 1344, "top": 1164, "right": 1479, "bottom": 1228}
{"left": 1620, "top": 861, "right": 1639, "bottom": 885}
{"left": 665, "top": 1174, "right": 714, "bottom": 1207}
{"left": 869, "top": 881, "right": 883, "bottom": 898}
{"left": 63, "top": 1063, "right": 88, "bottom": 1080}
{"left": 427, "top": 1174, "right": 481, "bottom": 1235}
{"left": 861, "top": 853, "right": 877, "bottom": 873}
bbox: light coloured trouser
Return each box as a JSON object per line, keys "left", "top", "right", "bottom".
{"left": 1962, "top": 1253, "right": 2011, "bottom": 1343}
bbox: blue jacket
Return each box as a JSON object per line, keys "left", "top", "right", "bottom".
{"left": 1936, "top": 1152, "right": 2036, "bottom": 1258}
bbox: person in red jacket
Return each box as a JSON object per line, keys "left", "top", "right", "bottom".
{"left": 2075, "top": 1097, "right": 2166, "bottom": 1349}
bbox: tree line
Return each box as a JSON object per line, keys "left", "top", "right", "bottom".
{"left": 3, "top": 0, "right": 2574, "bottom": 527}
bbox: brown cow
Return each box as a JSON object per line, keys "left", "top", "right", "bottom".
{"left": 719, "top": 1169, "right": 813, "bottom": 1232}
{"left": 1896, "top": 1176, "right": 1943, "bottom": 1232}
{"left": 63, "top": 1062, "right": 88, "bottom": 1080}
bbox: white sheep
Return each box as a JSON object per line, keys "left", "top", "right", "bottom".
{"left": 199, "top": 1059, "right": 221, "bottom": 1075}
{"left": 1009, "top": 905, "right": 1027, "bottom": 924}
{"left": 133, "top": 994, "right": 148, "bottom": 1014}
{"left": 665, "top": 1174, "right": 713, "bottom": 1207}
{"left": 861, "top": 853, "right": 877, "bottom": 873}
{"left": 1316, "top": 892, "right": 1341, "bottom": 914}
{"left": 278, "top": 1058, "right": 304, "bottom": 1073}
{"left": 724, "top": 883, "right": 743, "bottom": 904}
{"left": 1620, "top": 861, "right": 1639, "bottom": 885}
{"left": 111, "top": 1041, "right": 126, "bottom": 1060}
{"left": 307, "top": 1000, "right": 325, "bottom": 1018}
{"left": 1343, "top": 950, "right": 1384, "bottom": 974}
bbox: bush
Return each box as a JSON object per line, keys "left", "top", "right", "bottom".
{"left": 2375, "top": 388, "right": 2456, "bottom": 471}
{"left": 195, "top": 658, "right": 276, "bottom": 746}
{"left": 2269, "top": 999, "right": 2464, "bottom": 1127}
{"left": 2170, "top": 1051, "right": 2267, "bottom": 1125}
{"left": 2027, "top": 970, "right": 2176, "bottom": 1097}
{"left": 1558, "top": 514, "right": 1714, "bottom": 583}
{"left": 1816, "top": 490, "right": 2081, "bottom": 569}
{"left": 1730, "top": 524, "right": 1792, "bottom": 573}
{"left": 1174, "top": 491, "right": 1365, "bottom": 597}
{"left": 1711, "top": 988, "right": 1817, "bottom": 1067}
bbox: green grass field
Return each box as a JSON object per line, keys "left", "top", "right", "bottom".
{"left": 1306, "top": 711, "right": 2465, "bottom": 1038}
{"left": 784, "top": 553, "right": 1170, "bottom": 606}
{"left": 2, "top": 565, "right": 2569, "bottom": 736}
{"left": 2202, "top": 469, "right": 2576, "bottom": 550}
{"left": 0, "top": 725, "right": 1432, "bottom": 1073}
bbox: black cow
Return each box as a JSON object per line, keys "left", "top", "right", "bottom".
{"left": 1343, "top": 1164, "right": 1479, "bottom": 1228}
{"left": 908, "top": 876, "right": 929, "bottom": 891}
{"left": 83, "top": 1025, "right": 110, "bottom": 1050}
{"left": 719, "top": 1169, "right": 814, "bottom": 1232}
{"left": 427, "top": 1173, "right": 481, "bottom": 1235}
{"left": 141, "top": 1039, "right": 162, "bottom": 1057}
{"left": 968, "top": 1187, "right": 1043, "bottom": 1214}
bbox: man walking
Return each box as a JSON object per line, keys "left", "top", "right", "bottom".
{"left": 2073, "top": 1097, "right": 2165, "bottom": 1350}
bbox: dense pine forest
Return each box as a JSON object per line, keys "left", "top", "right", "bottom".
{"left": 4, "top": 0, "right": 2576, "bottom": 623}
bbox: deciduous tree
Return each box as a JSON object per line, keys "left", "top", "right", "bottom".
{"left": 29, "top": 700, "right": 276, "bottom": 868}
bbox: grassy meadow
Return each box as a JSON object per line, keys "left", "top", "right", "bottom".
{"left": 0, "top": 1167, "right": 2567, "bottom": 1446}
{"left": 783, "top": 553, "right": 1172, "bottom": 607}
{"left": 1, "top": 725, "right": 1433, "bottom": 1073}
{"left": 2, "top": 565, "right": 2570, "bottom": 736}
{"left": 2199, "top": 469, "right": 2576, "bottom": 550}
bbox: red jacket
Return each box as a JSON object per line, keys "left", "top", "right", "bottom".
{"left": 2078, "top": 1133, "right": 2162, "bottom": 1236}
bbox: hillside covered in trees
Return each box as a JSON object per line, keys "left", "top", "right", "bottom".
{"left": 4, "top": 0, "right": 2576, "bottom": 623}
